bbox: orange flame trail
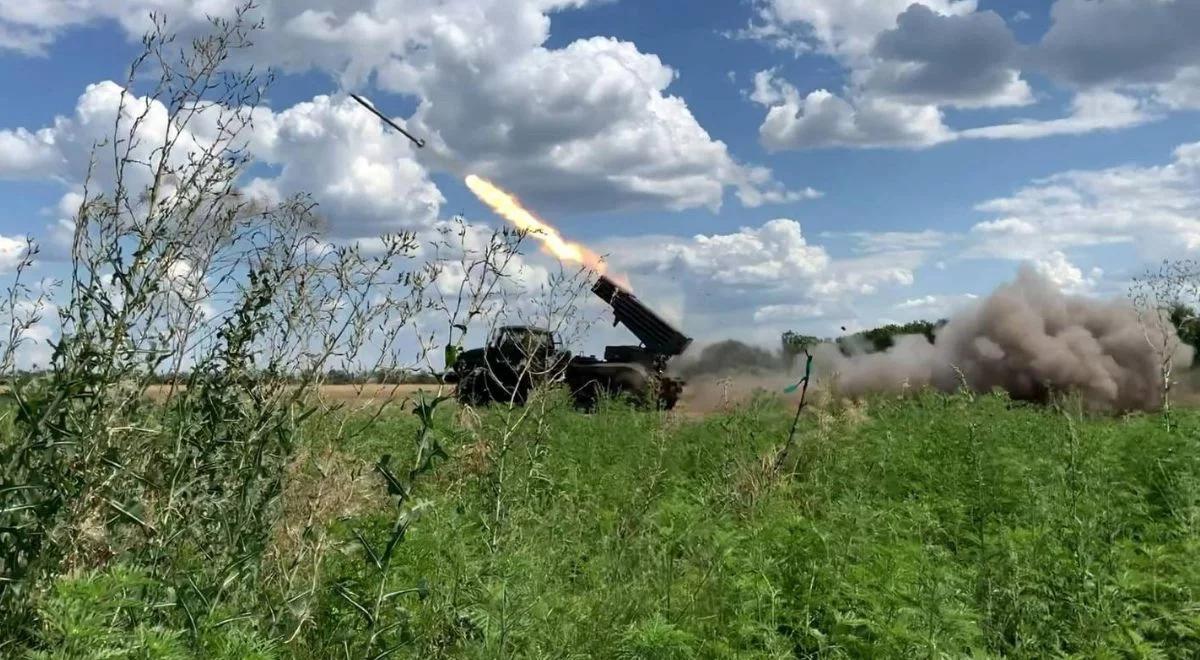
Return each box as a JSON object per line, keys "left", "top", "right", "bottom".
{"left": 464, "top": 174, "right": 609, "bottom": 275}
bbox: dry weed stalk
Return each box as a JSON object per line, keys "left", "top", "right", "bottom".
{"left": 1130, "top": 259, "right": 1200, "bottom": 427}
{"left": 0, "top": 4, "right": 431, "bottom": 640}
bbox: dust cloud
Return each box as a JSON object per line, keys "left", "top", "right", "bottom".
{"left": 672, "top": 267, "right": 1194, "bottom": 412}
{"left": 675, "top": 340, "right": 781, "bottom": 380}
{"left": 672, "top": 340, "right": 795, "bottom": 412}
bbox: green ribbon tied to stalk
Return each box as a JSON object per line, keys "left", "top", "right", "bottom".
{"left": 784, "top": 352, "right": 815, "bottom": 394}
{"left": 444, "top": 345, "right": 461, "bottom": 370}
{"left": 444, "top": 324, "right": 468, "bottom": 369}
{"left": 774, "top": 351, "right": 816, "bottom": 473}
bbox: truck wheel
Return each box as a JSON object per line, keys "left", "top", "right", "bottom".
{"left": 570, "top": 380, "right": 602, "bottom": 411}
{"left": 509, "top": 380, "right": 532, "bottom": 406}
{"left": 457, "top": 369, "right": 490, "bottom": 406}
{"left": 486, "top": 371, "right": 531, "bottom": 406}
{"left": 656, "top": 381, "right": 681, "bottom": 411}
{"left": 589, "top": 370, "right": 651, "bottom": 410}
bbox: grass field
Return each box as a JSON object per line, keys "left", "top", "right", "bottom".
{"left": 9, "top": 388, "right": 1200, "bottom": 658}
{"left": 142, "top": 383, "right": 443, "bottom": 402}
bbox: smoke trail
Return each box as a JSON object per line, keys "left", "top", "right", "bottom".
{"left": 817, "top": 266, "right": 1193, "bottom": 410}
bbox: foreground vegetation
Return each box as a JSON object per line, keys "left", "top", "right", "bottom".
{"left": 6, "top": 6, "right": 1200, "bottom": 658}
{"left": 5, "top": 389, "right": 1199, "bottom": 658}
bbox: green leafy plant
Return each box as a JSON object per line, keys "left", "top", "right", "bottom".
{"left": 0, "top": 5, "right": 430, "bottom": 649}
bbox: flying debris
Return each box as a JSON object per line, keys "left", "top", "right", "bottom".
{"left": 350, "top": 93, "right": 426, "bottom": 149}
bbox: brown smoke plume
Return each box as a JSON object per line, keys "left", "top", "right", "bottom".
{"left": 675, "top": 340, "right": 782, "bottom": 380}
{"left": 671, "top": 340, "right": 790, "bottom": 412}
{"left": 817, "top": 266, "right": 1193, "bottom": 410}
{"left": 672, "top": 267, "right": 1194, "bottom": 412}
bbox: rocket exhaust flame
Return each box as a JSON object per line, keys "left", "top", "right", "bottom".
{"left": 464, "top": 175, "right": 611, "bottom": 276}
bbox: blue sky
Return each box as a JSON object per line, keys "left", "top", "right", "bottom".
{"left": 2, "top": 0, "right": 1200, "bottom": 356}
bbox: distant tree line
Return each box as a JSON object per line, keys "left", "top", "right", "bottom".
{"left": 2, "top": 368, "right": 445, "bottom": 388}
{"left": 840, "top": 320, "right": 945, "bottom": 354}
{"left": 784, "top": 308, "right": 1200, "bottom": 369}
{"left": 320, "top": 368, "right": 445, "bottom": 385}
{"left": 780, "top": 320, "right": 945, "bottom": 368}
{"left": 9, "top": 306, "right": 1199, "bottom": 390}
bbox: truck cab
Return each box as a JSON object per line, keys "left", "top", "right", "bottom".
{"left": 448, "top": 326, "right": 570, "bottom": 405}
{"left": 490, "top": 326, "right": 559, "bottom": 358}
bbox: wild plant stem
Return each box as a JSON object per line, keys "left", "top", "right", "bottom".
{"left": 775, "top": 352, "right": 814, "bottom": 474}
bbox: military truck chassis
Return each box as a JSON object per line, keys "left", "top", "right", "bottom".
{"left": 445, "top": 275, "right": 692, "bottom": 411}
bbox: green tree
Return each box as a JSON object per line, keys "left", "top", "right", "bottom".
{"left": 1169, "top": 303, "right": 1200, "bottom": 364}
{"left": 834, "top": 320, "right": 941, "bottom": 355}
{"left": 781, "top": 331, "right": 822, "bottom": 370}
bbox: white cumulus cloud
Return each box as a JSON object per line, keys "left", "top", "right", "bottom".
{"left": 600, "top": 218, "right": 930, "bottom": 342}
{"left": 742, "top": 0, "right": 978, "bottom": 61}
{"left": 248, "top": 94, "right": 443, "bottom": 238}
{"left": 969, "top": 140, "right": 1200, "bottom": 261}
{"left": 752, "top": 73, "right": 954, "bottom": 150}
{"left": 741, "top": 0, "right": 1199, "bottom": 152}
{"left": 0, "top": 0, "right": 806, "bottom": 216}
{"left": 1029, "top": 251, "right": 1100, "bottom": 295}
{"left": 960, "top": 90, "right": 1153, "bottom": 141}
{"left": 0, "top": 82, "right": 445, "bottom": 243}
{"left": 0, "top": 126, "right": 61, "bottom": 178}
{"left": 0, "top": 234, "right": 29, "bottom": 272}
